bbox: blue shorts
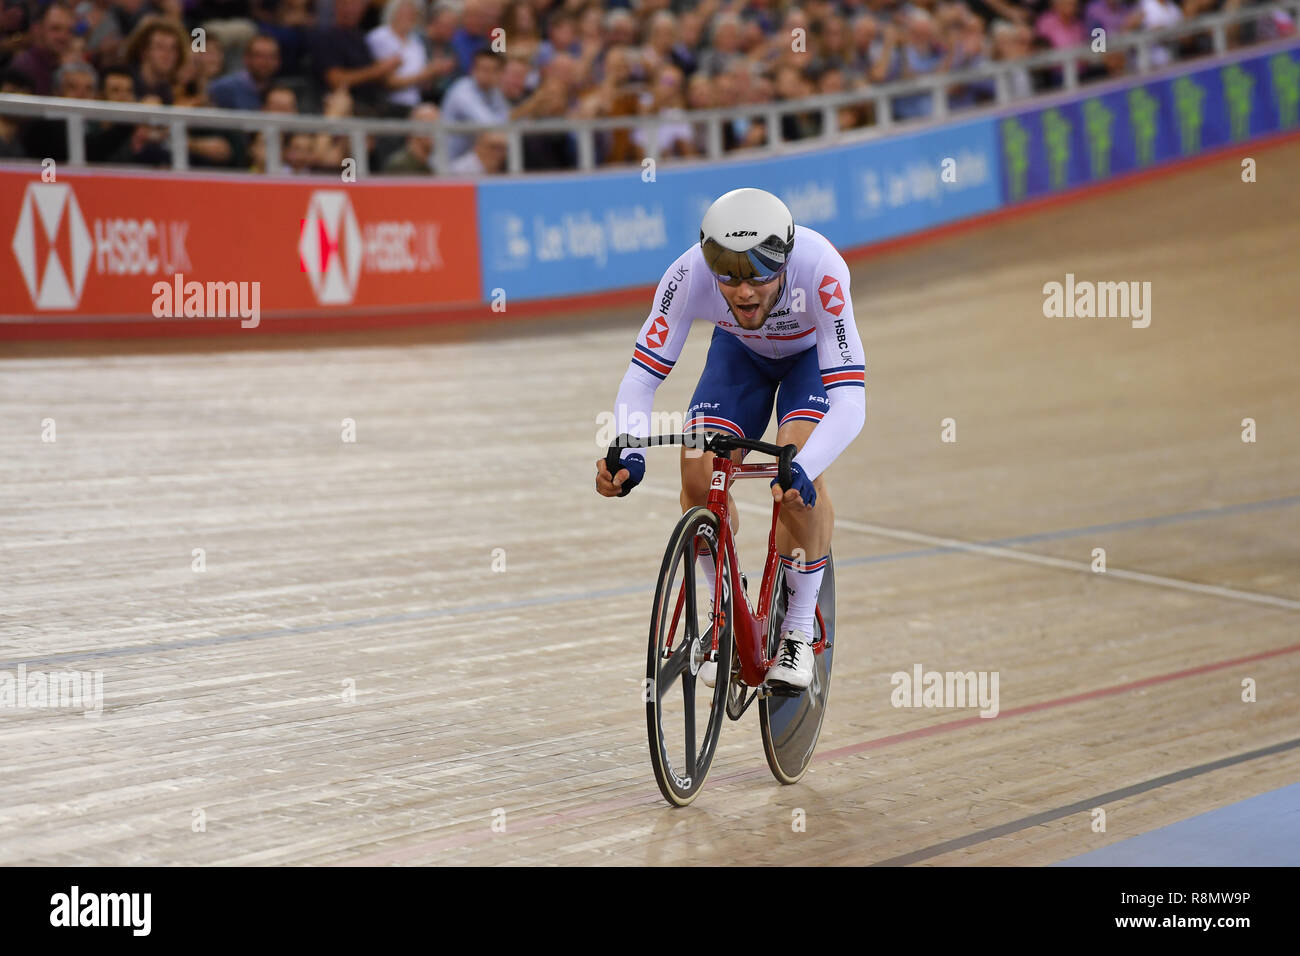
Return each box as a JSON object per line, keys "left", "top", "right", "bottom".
{"left": 685, "top": 327, "right": 829, "bottom": 442}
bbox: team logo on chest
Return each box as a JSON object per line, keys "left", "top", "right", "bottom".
{"left": 646, "top": 315, "right": 669, "bottom": 348}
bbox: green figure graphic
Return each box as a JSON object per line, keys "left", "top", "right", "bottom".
{"left": 1042, "top": 109, "right": 1073, "bottom": 189}
{"left": 1173, "top": 76, "right": 1205, "bottom": 155}
{"left": 1271, "top": 53, "right": 1300, "bottom": 129}
{"left": 1083, "top": 99, "right": 1113, "bottom": 179}
{"left": 1128, "top": 87, "right": 1158, "bottom": 167}
{"left": 1222, "top": 65, "right": 1255, "bottom": 141}
{"left": 1002, "top": 118, "right": 1030, "bottom": 200}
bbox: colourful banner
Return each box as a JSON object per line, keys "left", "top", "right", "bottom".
{"left": 0, "top": 168, "right": 480, "bottom": 328}
{"left": 1000, "top": 46, "right": 1300, "bottom": 202}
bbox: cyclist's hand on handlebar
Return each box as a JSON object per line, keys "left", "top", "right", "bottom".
{"left": 596, "top": 453, "right": 645, "bottom": 497}
{"left": 771, "top": 461, "right": 817, "bottom": 511}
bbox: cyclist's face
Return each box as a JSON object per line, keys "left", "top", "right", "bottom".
{"left": 717, "top": 273, "right": 783, "bottom": 330}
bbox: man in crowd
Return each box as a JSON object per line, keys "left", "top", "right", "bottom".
{"left": 209, "top": 32, "right": 282, "bottom": 110}
{"left": 10, "top": 2, "right": 75, "bottom": 95}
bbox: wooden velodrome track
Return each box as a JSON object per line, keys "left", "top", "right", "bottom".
{"left": 2, "top": 143, "right": 1297, "bottom": 866}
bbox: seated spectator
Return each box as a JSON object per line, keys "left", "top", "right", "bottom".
{"left": 518, "top": 51, "right": 579, "bottom": 170}
{"left": 1085, "top": 0, "right": 1142, "bottom": 39}
{"left": 992, "top": 20, "right": 1038, "bottom": 99}
{"left": 847, "top": 14, "right": 879, "bottom": 74}
{"left": 126, "top": 15, "right": 186, "bottom": 104}
{"left": 499, "top": 53, "right": 533, "bottom": 110}
{"left": 109, "top": 93, "right": 172, "bottom": 166}
{"left": 1, "top": 3, "right": 32, "bottom": 71}
{"left": 441, "top": 49, "right": 509, "bottom": 159}
{"left": 423, "top": 0, "right": 463, "bottom": 103}
{"left": 882, "top": 11, "right": 952, "bottom": 122}
{"left": 1037, "top": 0, "right": 1087, "bottom": 50}
{"left": 55, "top": 60, "right": 98, "bottom": 100}
{"left": 246, "top": 82, "right": 297, "bottom": 172}
{"left": 282, "top": 129, "right": 316, "bottom": 173}
{"left": 1085, "top": 0, "right": 1142, "bottom": 75}
{"left": 500, "top": 1, "right": 540, "bottom": 65}
{"left": 642, "top": 10, "right": 688, "bottom": 77}
{"left": 77, "top": 0, "right": 125, "bottom": 69}
{"left": 312, "top": 0, "right": 403, "bottom": 116}
{"left": 451, "top": 0, "right": 499, "bottom": 72}
{"left": 177, "top": 30, "right": 225, "bottom": 106}
{"left": 633, "top": 64, "right": 697, "bottom": 157}
{"left": 11, "top": 2, "right": 75, "bottom": 96}
{"left": 367, "top": 0, "right": 441, "bottom": 110}
{"left": 447, "top": 128, "right": 507, "bottom": 174}
{"left": 22, "top": 60, "right": 97, "bottom": 161}
{"left": 383, "top": 101, "right": 439, "bottom": 172}
{"left": 263, "top": 82, "right": 299, "bottom": 113}
{"left": 1139, "top": 0, "right": 1194, "bottom": 67}
{"left": 86, "top": 65, "right": 137, "bottom": 161}
{"left": 698, "top": 13, "right": 745, "bottom": 77}
{"left": 774, "top": 65, "right": 822, "bottom": 142}
{"left": 0, "top": 69, "right": 30, "bottom": 158}
{"left": 947, "top": 7, "right": 998, "bottom": 107}
{"left": 209, "top": 32, "right": 281, "bottom": 110}
{"left": 110, "top": 0, "right": 153, "bottom": 37}
{"left": 534, "top": 10, "right": 580, "bottom": 71}
{"left": 193, "top": 0, "right": 259, "bottom": 69}
{"left": 262, "top": 0, "right": 314, "bottom": 79}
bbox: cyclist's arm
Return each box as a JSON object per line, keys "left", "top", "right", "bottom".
{"left": 795, "top": 249, "right": 866, "bottom": 482}
{"left": 611, "top": 258, "right": 695, "bottom": 450}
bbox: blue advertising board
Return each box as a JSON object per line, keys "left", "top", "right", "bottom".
{"left": 476, "top": 118, "right": 1002, "bottom": 301}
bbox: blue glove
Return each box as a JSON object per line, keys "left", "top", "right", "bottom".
{"left": 617, "top": 453, "right": 645, "bottom": 497}
{"left": 772, "top": 461, "right": 816, "bottom": 508}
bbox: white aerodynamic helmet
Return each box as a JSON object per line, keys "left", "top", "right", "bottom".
{"left": 699, "top": 187, "right": 795, "bottom": 285}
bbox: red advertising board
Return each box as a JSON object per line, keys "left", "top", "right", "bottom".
{"left": 0, "top": 165, "right": 482, "bottom": 338}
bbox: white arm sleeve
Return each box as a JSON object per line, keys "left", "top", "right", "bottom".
{"left": 610, "top": 254, "right": 696, "bottom": 461}
{"left": 793, "top": 246, "right": 866, "bottom": 481}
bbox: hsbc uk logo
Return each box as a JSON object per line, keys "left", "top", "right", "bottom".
{"left": 645, "top": 315, "right": 669, "bottom": 348}
{"left": 298, "top": 190, "right": 445, "bottom": 306}
{"left": 11, "top": 183, "right": 92, "bottom": 310}
{"left": 818, "top": 275, "right": 845, "bottom": 316}
{"left": 299, "top": 190, "right": 362, "bottom": 305}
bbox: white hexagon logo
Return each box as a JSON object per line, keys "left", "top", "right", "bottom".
{"left": 11, "top": 183, "right": 93, "bottom": 310}
{"left": 298, "top": 190, "right": 362, "bottom": 305}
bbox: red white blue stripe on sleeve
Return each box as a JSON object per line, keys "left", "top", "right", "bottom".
{"left": 820, "top": 365, "right": 866, "bottom": 390}
{"left": 632, "top": 344, "right": 675, "bottom": 380}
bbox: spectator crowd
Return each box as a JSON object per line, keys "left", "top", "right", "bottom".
{"left": 0, "top": 0, "right": 1291, "bottom": 174}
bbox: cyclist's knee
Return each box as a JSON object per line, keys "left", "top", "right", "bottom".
{"left": 680, "top": 450, "right": 714, "bottom": 505}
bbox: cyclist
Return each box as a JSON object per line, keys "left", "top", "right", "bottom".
{"left": 596, "top": 187, "right": 866, "bottom": 689}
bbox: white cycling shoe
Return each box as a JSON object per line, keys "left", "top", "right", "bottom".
{"left": 765, "top": 630, "right": 814, "bottom": 689}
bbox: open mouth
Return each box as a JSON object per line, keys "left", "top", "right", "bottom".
{"left": 736, "top": 303, "right": 761, "bottom": 323}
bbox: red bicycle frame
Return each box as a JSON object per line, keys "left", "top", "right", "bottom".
{"left": 704, "top": 454, "right": 829, "bottom": 688}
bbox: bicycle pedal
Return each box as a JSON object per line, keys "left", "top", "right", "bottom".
{"left": 762, "top": 682, "right": 804, "bottom": 699}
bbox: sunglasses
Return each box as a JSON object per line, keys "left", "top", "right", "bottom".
{"left": 713, "top": 264, "right": 786, "bottom": 288}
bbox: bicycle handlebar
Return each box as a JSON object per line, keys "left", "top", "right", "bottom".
{"left": 604, "top": 432, "right": 796, "bottom": 495}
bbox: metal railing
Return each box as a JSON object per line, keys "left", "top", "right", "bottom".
{"left": 0, "top": 2, "right": 1295, "bottom": 177}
